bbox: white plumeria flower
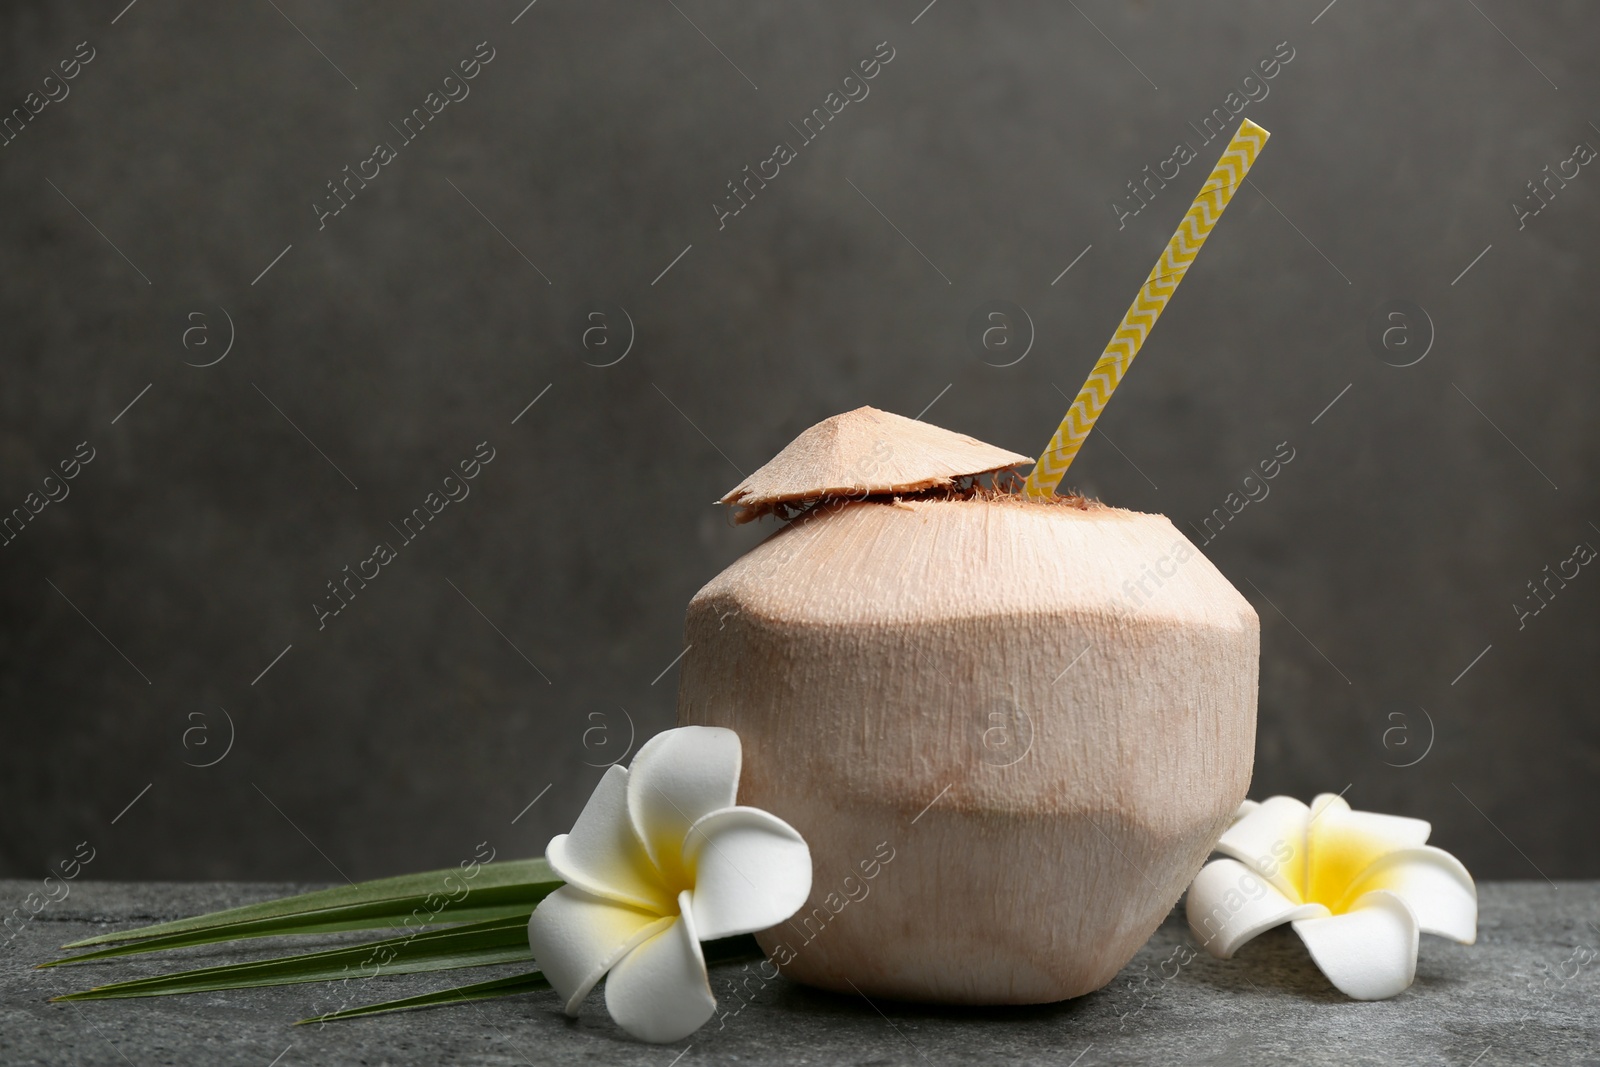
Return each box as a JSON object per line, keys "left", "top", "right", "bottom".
{"left": 527, "top": 726, "right": 812, "bottom": 1043}
{"left": 1186, "top": 793, "right": 1476, "bottom": 999}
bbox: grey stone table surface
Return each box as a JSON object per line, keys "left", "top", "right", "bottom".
{"left": 1, "top": 880, "right": 1595, "bottom": 1067}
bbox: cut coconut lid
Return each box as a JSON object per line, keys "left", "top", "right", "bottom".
{"left": 720, "top": 406, "right": 1032, "bottom": 522}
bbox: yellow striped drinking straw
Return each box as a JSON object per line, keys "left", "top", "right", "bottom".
{"left": 1022, "top": 118, "right": 1270, "bottom": 497}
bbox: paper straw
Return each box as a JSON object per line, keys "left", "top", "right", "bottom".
{"left": 1023, "top": 119, "right": 1270, "bottom": 497}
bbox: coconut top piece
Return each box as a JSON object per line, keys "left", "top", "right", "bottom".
{"left": 720, "top": 406, "right": 1031, "bottom": 522}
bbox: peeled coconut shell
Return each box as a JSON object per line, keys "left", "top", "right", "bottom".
{"left": 682, "top": 405, "right": 1259, "bottom": 1004}
{"left": 719, "top": 406, "right": 1031, "bottom": 522}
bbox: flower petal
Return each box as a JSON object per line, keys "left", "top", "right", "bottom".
{"left": 526, "top": 885, "right": 671, "bottom": 1014}
{"left": 1309, "top": 792, "right": 1432, "bottom": 845}
{"left": 627, "top": 726, "right": 742, "bottom": 889}
{"left": 1215, "top": 795, "right": 1310, "bottom": 901}
{"left": 1292, "top": 889, "right": 1419, "bottom": 999}
{"left": 1305, "top": 794, "right": 1432, "bottom": 909}
{"left": 1186, "top": 858, "right": 1329, "bottom": 958}
{"left": 605, "top": 891, "right": 717, "bottom": 1043}
{"left": 1232, "top": 798, "right": 1261, "bottom": 823}
{"left": 547, "top": 765, "right": 672, "bottom": 912}
{"left": 683, "top": 806, "right": 813, "bottom": 940}
{"left": 1342, "top": 845, "right": 1477, "bottom": 943}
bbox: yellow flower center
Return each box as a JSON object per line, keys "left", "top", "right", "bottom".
{"left": 1284, "top": 819, "right": 1398, "bottom": 914}
{"left": 641, "top": 842, "right": 696, "bottom": 913}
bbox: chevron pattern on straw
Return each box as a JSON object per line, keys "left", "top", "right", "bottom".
{"left": 1023, "top": 119, "right": 1269, "bottom": 498}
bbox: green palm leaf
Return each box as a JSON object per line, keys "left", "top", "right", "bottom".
{"left": 53, "top": 915, "right": 534, "bottom": 1001}
{"left": 46, "top": 858, "right": 558, "bottom": 966}
{"left": 45, "top": 852, "right": 769, "bottom": 1027}
{"left": 299, "top": 969, "right": 553, "bottom": 1024}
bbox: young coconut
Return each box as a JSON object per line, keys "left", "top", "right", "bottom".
{"left": 677, "top": 406, "right": 1259, "bottom": 1004}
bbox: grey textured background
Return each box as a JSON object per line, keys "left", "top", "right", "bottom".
{"left": 1, "top": 1, "right": 1596, "bottom": 885}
